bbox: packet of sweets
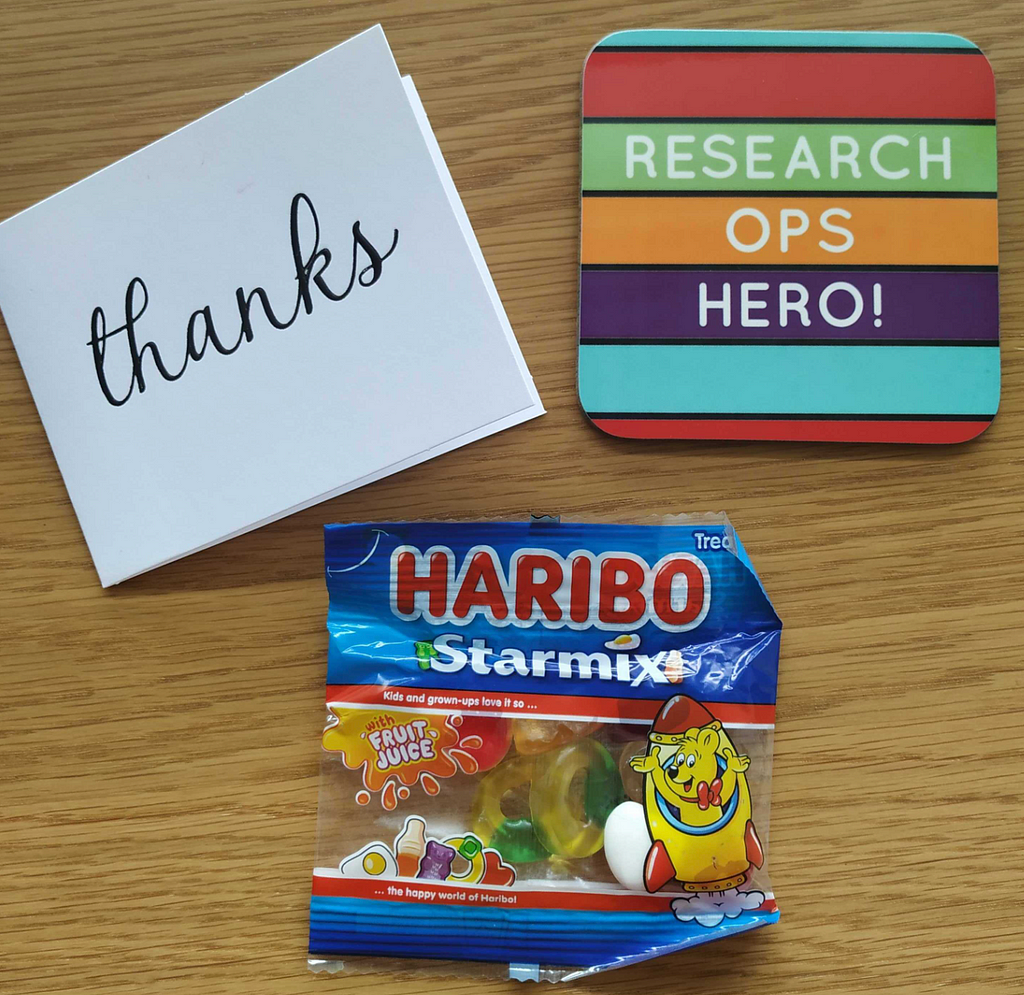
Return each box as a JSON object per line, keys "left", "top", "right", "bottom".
{"left": 309, "top": 517, "right": 782, "bottom": 981}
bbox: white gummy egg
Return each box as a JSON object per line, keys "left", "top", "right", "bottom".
{"left": 603, "top": 801, "right": 651, "bottom": 892}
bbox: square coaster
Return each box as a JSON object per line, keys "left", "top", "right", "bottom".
{"left": 579, "top": 30, "right": 999, "bottom": 443}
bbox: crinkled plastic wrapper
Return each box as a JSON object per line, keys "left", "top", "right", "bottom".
{"left": 309, "top": 518, "right": 781, "bottom": 981}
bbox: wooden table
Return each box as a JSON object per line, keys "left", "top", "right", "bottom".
{"left": 2, "top": 2, "right": 1021, "bottom": 992}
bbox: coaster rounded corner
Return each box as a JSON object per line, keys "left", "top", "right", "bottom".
{"left": 930, "top": 31, "right": 993, "bottom": 62}
{"left": 576, "top": 388, "right": 624, "bottom": 440}
{"left": 583, "top": 30, "right": 629, "bottom": 76}
{"left": 960, "top": 416, "right": 997, "bottom": 444}
{"left": 581, "top": 412, "right": 629, "bottom": 440}
{"left": 955, "top": 406, "right": 1000, "bottom": 445}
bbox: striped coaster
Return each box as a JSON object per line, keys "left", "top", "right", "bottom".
{"left": 578, "top": 30, "right": 1000, "bottom": 443}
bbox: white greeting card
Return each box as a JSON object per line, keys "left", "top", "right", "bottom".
{"left": 0, "top": 26, "right": 543, "bottom": 586}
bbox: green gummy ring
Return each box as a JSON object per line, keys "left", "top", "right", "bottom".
{"left": 487, "top": 817, "right": 551, "bottom": 863}
{"left": 584, "top": 740, "right": 626, "bottom": 823}
{"left": 471, "top": 742, "right": 624, "bottom": 863}
{"left": 471, "top": 754, "right": 551, "bottom": 863}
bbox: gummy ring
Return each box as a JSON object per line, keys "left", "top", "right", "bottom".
{"left": 530, "top": 739, "right": 623, "bottom": 859}
{"left": 470, "top": 755, "right": 550, "bottom": 863}
{"left": 618, "top": 739, "right": 648, "bottom": 803}
{"left": 441, "top": 835, "right": 486, "bottom": 883}
{"left": 512, "top": 717, "right": 602, "bottom": 756}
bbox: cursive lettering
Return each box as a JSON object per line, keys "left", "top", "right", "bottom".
{"left": 88, "top": 193, "right": 399, "bottom": 406}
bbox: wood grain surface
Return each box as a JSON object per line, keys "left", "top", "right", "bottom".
{"left": 1, "top": 2, "right": 1022, "bottom": 993}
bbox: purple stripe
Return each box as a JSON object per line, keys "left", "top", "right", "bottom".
{"left": 580, "top": 271, "right": 999, "bottom": 341}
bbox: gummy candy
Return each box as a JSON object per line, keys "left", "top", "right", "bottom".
{"left": 452, "top": 714, "right": 512, "bottom": 771}
{"left": 512, "top": 717, "right": 601, "bottom": 755}
{"left": 618, "top": 739, "right": 648, "bottom": 802}
{"left": 531, "top": 739, "right": 623, "bottom": 858}
{"left": 471, "top": 755, "right": 549, "bottom": 862}
{"left": 470, "top": 738, "right": 624, "bottom": 861}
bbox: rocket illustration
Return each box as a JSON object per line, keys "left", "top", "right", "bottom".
{"left": 630, "top": 695, "right": 764, "bottom": 893}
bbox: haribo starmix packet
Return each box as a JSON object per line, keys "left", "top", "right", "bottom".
{"left": 308, "top": 518, "right": 781, "bottom": 981}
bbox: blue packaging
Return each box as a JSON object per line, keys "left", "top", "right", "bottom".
{"left": 309, "top": 518, "right": 781, "bottom": 981}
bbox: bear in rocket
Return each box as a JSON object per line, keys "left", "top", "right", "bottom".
{"left": 629, "top": 694, "right": 764, "bottom": 893}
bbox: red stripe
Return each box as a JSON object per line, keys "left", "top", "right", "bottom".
{"left": 312, "top": 873, "right": 778, "bottom": 915}
{"left": 325, "top": 683, "right": 775, "bottom": 726}
{"left": 583, "top": 51, "right": 995, "bottom": 119}
{"left": 590, "top": 418, "right": 993, "bottom": 444}
{"left": 313, "top": 873, "right": 676, "bottom": 910}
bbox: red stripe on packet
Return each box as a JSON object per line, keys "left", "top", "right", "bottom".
{"left": 582, "top": 50, "right": 995, "bottom": 120}
{"left": 314, "top": 872, "right": 677, "bottom": 910}
{"left": 325, "top": 684, "right": 776, "bottom": 727}
{"left": 314, "top": 873, "right": 778, "bottom": 915}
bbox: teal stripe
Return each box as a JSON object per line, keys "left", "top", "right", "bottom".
{"left": 578, "top": 345, "right": 999, "bottom": 416}
{"left": 594, "top": 30, "right": 979, "bottom": 50}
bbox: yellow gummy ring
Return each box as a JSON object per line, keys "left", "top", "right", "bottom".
{"left": 470, "top": 754, "right": 535, "bottom": 844}
{"left": 441, "top": 836, "right": 486, "bottom": 883}
{"left": 530, "top": 738, "right": 618, "bottom": 859}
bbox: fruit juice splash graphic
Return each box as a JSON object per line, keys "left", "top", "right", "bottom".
{"left": 322, "top": 709, "right": 510, "bottom": 810}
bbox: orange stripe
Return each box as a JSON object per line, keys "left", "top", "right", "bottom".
{"left": 325, "top": 683, "right": 775, "bottom": 726}
{"left": 581, "top": 197, "right": 998, "bottom": 266}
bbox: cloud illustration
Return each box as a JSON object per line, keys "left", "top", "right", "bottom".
{"left": 671, "top": 888, "right": 765, "bottom": 928}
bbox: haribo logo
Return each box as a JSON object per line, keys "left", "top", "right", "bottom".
{"left": 390, "top": 545, "right": 711, "bottom": 632}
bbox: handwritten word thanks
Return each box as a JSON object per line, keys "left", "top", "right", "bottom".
{"left": 87, "top": 193, "right": 399, "bottom": 406}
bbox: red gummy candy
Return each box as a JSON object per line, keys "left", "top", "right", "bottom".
{"left": 456, "top": 714, "right": 512, "bottom": 771}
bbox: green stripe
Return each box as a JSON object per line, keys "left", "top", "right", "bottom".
{"left": 582, "top": 124, "right": 996, "bottom": 193}
{"left": 594, "top": 30, "right": 980, "bottom": 50}
{"left": 578, "top": 345, "right": 999, "bottom": 416}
